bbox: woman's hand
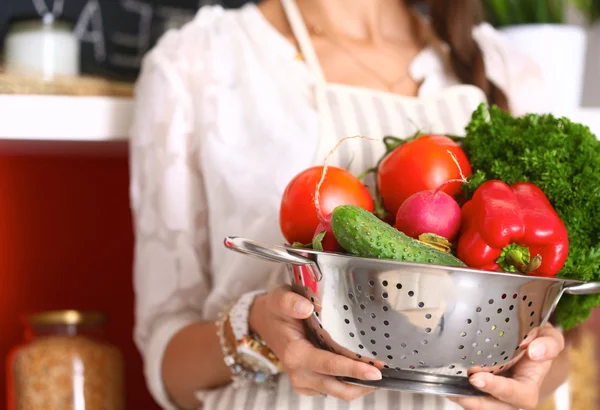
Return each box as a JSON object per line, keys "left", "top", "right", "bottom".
{"left": 449, "top": 324, "right": 567, "bottom": 410}
{"left": 249, "top": 285, "right": 380, "bottom": 401}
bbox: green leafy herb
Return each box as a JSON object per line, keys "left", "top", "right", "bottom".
{"left": 312, "top": 230, "right": 327, "bottom": 252}
{"left": 462, "top": 104, "right": 600, "bottom": 329}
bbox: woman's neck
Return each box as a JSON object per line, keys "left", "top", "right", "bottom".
{"left": 295, "top": 0, "right": 414, "bottom": 43}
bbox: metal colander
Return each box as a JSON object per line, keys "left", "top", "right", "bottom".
{"left": 224, "top": 236, "right": 600, "bottom": 397}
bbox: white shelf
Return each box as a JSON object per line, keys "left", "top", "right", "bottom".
{"left": 0, "top": 94, "right": 134, "bottom": 141}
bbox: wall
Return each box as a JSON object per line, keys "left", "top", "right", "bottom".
{"left": 0, "top": 147, "right": 160, "bottom": 410}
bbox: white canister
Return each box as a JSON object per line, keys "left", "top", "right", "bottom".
{"left": 4, "top": 15, "right": 80, "bottom": 79}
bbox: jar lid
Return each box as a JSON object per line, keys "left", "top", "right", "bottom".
{"left": 28, "top": 310, "right": 107, "bottom": 326}
{"left": 7, "top": 14, "right": 75, "bottom": 31}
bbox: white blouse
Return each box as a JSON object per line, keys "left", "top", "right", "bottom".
{"left": 129, "top": 3, "right": 551, "bottom": 409}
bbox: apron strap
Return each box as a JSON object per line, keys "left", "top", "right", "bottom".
{"left": 280, "top": 0, "right": 327, "bottom": 86}
{"left": 280, "top": 0, "right": 338, "bottom": 164}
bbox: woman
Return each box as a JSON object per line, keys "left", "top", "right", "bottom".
{"left": 129, "top": 0, "right": 570, "bottom": 409}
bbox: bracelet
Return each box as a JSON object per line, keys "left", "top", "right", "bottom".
{"left": 216, "top": 302, "right": 276, "bottom": 389}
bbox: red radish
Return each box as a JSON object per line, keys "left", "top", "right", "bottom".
{"left": 394, "top": 150, "right": 467, "bottom": 241}
{"left": 395, "top": 190, "right": 462, "bottom": 241}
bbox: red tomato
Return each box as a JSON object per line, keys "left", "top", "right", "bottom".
{"left": 280, "top": 166, "right": 374, "bottom": 245}
{"left": 377, "top": 135, "right": 472, "bottom": 218}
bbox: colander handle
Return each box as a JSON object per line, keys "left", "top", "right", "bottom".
{"left": 563, "top": 281, "right": 600, "bottom": 295}
{"left": 223, "top": 236, "right": 314, "bottom": 266}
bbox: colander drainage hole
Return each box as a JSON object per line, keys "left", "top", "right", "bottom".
{"left": 500, "top": 366, "right": 505, "bottom": 370}
{"left": 311, "top": 297, "right": 315, "bottom": 302}
{"left": 370, "top": 340, "right": 376, "bottom": 345}
{"left": 456, "top": 371, "right": 463, "bottom": 375}
{"left": 358, "top": 317, "right": 363, "bottom": 323}
{"left": 461, "top": 332, "right": 467, "bottom": 337}
{"left": 344, "top": 319, "right": 350, "bottom": 324}
{"left": 421, "top": 340, "right": 428, "bottom": 345}
{"left": 386, "top": 345, "right": 391, "bottom": 350}
{"left": 383, "top": 306, "right": 389, "bottom": 312}
{"left": 396, "top": 283, "right": 402, "bottom": 289}
{"left": 360, "top": 304, "right": 366, "bottom": 310}
{"left": 523, "top": 295, "right": 528, "bottom": 301}
{"left": 466, "top": 319, "right": 472, "bottom": 324}
{"left": 485, "top": 317, "right": 491, "bottom": 322}
{"left": 371, "top": 326, "right": 377, "bottom": 331}
{"left": 503, "top": 356, "right": 509, "bottom": 361}
{"left": 382, "top": 280, "right": 388, "bottom": 287}
{"left": 530, "top": 311, "right": 535, "bottom": 317}
{"left": 384, "top": 365, "right": 390, "bottom": 369}
{"left": 530, "top": 321, "right": 535, "bottom": 327}
{"left": 500, "top": 351, "right": 506, "bottom": 356}
{"left": 372, "top": 351, "right": 377, "bottom": 356}
{"left": 485, "top": 338, "right": 491, "bottom": 343}
{"left": 505, "top": 318, "right": 510, "bottom": 323}
{"left": 477, "top": 329, "right": 483, "bottom": 335}
{"left": 461, "top": 356, "right": 466, "bottom": 360}
{"left": 369, "top": 280, "right": 375, "bottom": 287}
{"left": 360, "top": 331, "right": 366, "bottom": 336}
{"left": 476, "top": 307, "right": 482, "bottom": 313}
{"left": 401, "top": 343, "right": 407, "bottom": 348}
{"left": 401, "top": 355, "right": 407, "bottom": 360}
{"left": 384, "top": 320, "right": 390, "bottom": 326}
{"left": 418, "top": 302, "right": 424, "bottom": 308}
{"left": 472, "top": 342, "right": 478, "bottom": 347}
{"left": 356, "top": 354, "right": 361, "bottom": 358}
{"left": 458, "top": 345, "right": 464, "bottom": 350}
{"left": 348, "top": 293, "right": 354, "bottom": 299}
{"left": 426, "top": 314, "right": 432, "bottom": 319}
{"left": 425, "top": 327, "right": 432, "bottom": 333}
{"left": 489, "top": 299, "right": 494, "bottom": 304}
{"left": 509, "top": 305, "right": 514, "bottom": 311}
{"left": 408, "top": 291, "right": 415, "bottom": 297}
{"left": 528, "top": 301, "right": 533, "bottom": 307}
{"left": 524, "top": 334, "right": 528, "bottom": 339}
{"left": 357, "top": 285, "right": 363, "bottom": 291}
{"left": 369, "top": 361, "right": 374, "bottom": 365}
{"left": 449, "top": 365, "right": 455, "bottom": 369}
{"left": 396, "top": 366, "right": 402, "bottom": 371}
{"left": 384, "top": 333, "right": 390, "bottom": 338}
{"left": 512, "top": 293, "right": 518, "bottom": 299}
{"left": 370, "top": 313, "right": 376, "bottom": 319}
{"left": 494, "top": 344, "right": 499, "bottom": 348}
{"left": 382, "top": 292, "right": 388, "bottom": 298}
{"left": 315, "top": 312, "right": 319, "bottom": 317}
{"left": 359, "top": 344, "right": 364, "bottom": 349}
{"left": 413, "top": 350, "right": 419, "bottom": 355}
{"left": 343, "top": 305, "right": 349, "bottom": 311}
{"left": 389, "top": 355, "right": 394, "bottom": 360}
{"left": 349, "top": 332, "right": 355, "bottom": 337}
{"left": 369, "top": 295, "right": 375, "bottom": 301}
{"left": 497, "top": 308, "right": 502, "bottom": 314}
{"left": 418, "top": 360, "right": 425, "bottom": 366}
{"left": 409, "top": 365, "right": 415, "bottom": 369}
{"left": 502, "top": 294, "right": 507, "bottom": 299}
{"left": 492, "top": 361, "right": 498, "bottom": 366}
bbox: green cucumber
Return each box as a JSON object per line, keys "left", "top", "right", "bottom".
{"left": 331, "top": 205, "right": 466, "bottom": 267}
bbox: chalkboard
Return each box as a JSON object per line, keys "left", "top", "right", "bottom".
{"left": 0, "top": 0, "right": 256, "bottom": 82}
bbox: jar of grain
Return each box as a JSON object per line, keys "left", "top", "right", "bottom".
{"left": 7, "top": 310, "right": 125, "bottom": 410}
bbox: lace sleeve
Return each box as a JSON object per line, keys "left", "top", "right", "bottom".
{"left": 129, "top": 33, "right": 211, "bottom": 410}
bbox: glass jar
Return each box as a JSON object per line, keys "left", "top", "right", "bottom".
{"left": 4, "top": 15, "right": 80, "bottom": 79}
{"left": 7, "top": 310, "right": 125, "bottom": 410}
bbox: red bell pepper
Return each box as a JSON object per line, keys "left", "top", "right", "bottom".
{"left": 457, "top": 180, "right": 568, "bottom": 277}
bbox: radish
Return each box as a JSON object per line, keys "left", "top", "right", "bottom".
{"left": 394, "top": 150, "right": 467, "bottom": 242}
{"left": 312, "top": 136, "right": 376, "bottom": 252}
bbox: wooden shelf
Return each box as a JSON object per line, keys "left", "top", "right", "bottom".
{"left": 0, "top": 94, "right": 133, "bottom": 141}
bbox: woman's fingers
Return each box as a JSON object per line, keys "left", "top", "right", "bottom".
{"left": 467, "top": 371, "right": 543, "bottom": 409}
{"left": 281, "top": 337, "right": 382, "bottom": 381}
{"left": 526, "top": 324, "right": 565, "bottom": 362}
{"left": 267, "top": 286, "right": 314, "bottom": 319}
{"left": 290, "top": 370, "right": 376, "bottom": 402}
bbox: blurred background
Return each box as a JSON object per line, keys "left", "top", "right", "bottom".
{"left": 0, "top": 1, "right": 598, "bottom": 410}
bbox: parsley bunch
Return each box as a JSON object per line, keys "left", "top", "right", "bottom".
{"left": 462, "top": 104, "right": 600, "bottom": 330}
